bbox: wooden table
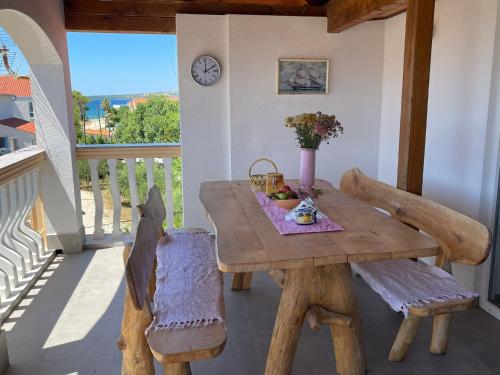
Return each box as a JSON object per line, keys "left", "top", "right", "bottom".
{"left": 200, "top": 180, "right": 439, "bottom": 375}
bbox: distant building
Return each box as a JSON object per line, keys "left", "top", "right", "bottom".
{"left": 0, "top": 76, "right": 35, "bottom": 154}
{"left": 127, "top": 97, "right": 148, "bottom": 110}
{"left": 127, "top": 95, "right": 178, "bottom": 111}
{"left": 84, "top": 128, "right": 111, "bottom": 139}
{"left": 0, "top": 117, "right": 35, "bottom": 154}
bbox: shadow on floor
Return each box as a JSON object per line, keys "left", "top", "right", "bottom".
{"left": 2, "top": 248, "right": 500, "bottom": 374}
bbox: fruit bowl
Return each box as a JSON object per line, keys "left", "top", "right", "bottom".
{"left": 274, "top": 198, "right": 301, "bottom": 210}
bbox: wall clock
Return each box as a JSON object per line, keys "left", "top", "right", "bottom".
{"left": 191, "top": 55, "right": 221, "bottom": 86}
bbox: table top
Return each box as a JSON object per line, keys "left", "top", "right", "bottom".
{"left": 200, "top": 179, "right": 439, "bottom": 272}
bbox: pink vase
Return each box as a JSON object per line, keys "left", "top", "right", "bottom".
{"left": 300, "top": 148, "right": 316, "bottom": 189}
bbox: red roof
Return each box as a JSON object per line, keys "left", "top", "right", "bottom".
{"left": 0, "top": 117, "right": 35, "bottom": 134}
{"left": 128, "top": 98, "right": 148, "bottom": 110}
{"left": 0, "top": 76, "right": 31, "bottom": 97}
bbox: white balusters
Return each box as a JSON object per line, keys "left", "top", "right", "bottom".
{"left": 3, "top": 184, "right": 29, "bottom": 278}
{"left": 0, "top": 185, "right": 23, "bottom": 289}
{"left": 107, "top": 159, "right": 122, "bottom": 240}
{"left": 126, "top": 158, "right": 139, "bottom": 236}
{"left": 79, "top": 148, "right": 180, "bottom": 246}
{"left": 0, "top": 168, "right": 47, "bottom": 308}
{"left": 162, "top": 157, "right": 174, "bottom": 229}
{"left": 7, "top": 182, "right": 34, "bottom": 271}
{"left": 88, "top": 159, "right": 105, "bottom": 240}
{"left": 12, "top": 174, "right": 39, "bottom": 266}
{"left": 21, "top": 171, "right": 46, "bottom": 260}
{"left": 145, "top": 158, "right": 155, "bottom": 190}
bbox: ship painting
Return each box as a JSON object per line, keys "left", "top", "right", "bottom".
{"left": 278, "top": 59, "right": 329, "bottom": 95}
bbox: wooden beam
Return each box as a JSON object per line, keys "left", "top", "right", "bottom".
{"left": 64, "top": 0, "right": 326, "bottom": 33}
{"left": 306, "top": 305, "right": 353, "bottom": 330}
{"left": 327, "top": 0, "right": 407, "bottom": 33}
{"left": 65, "top": 14, "right": 176, "bottom": 33}
{"left": 397, "top": 0, "right": 435, "bottom": 195}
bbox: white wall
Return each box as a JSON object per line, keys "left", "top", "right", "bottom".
{"left": 177, "top": 15, "right": 230, "bottom": 230}
{"left": 178, "top": 14, "right": 385, "bottom": 229}
{"left": 0, "top": 97, "right": 13, "bottom": 119}
{"left": 12, "top": 97, "right": 32, "bottom": 121}
{"left": 378, "top": 0, "right": 499, "bottom": 295}
{"left": 478, "top": 0, "right": 500, "bottom": 320}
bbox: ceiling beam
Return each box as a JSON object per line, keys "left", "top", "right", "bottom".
{"left": 397, "top": 0, "right": 435, "bottom": 195}
{"left": 63, "top": 0, "right": 326, "bottom": 33}
{"left": 326, "top": 0, "right": 407, "bottom": 33}
{"left": 65, "top": 14, "right": 176, "bottom": 34}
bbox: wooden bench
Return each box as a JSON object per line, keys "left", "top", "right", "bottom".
{"left": 340, "top": 168, "right": 491, "bottom": 362}
{"left": 117, "top": 186, "right": 226, "bottom": 375}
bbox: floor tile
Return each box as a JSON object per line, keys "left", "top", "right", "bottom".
{"left": 3, "top": 247, "right": 500, "bottom": 375}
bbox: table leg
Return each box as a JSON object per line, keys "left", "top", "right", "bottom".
{"left": 265, "top": 267, "right": 312, "bottom": 375}
{"left": 321, "top": 264, "right": 366, "bottom": 375}
{"left": 231, "top": 272, "right": 253, "bottom": 290}
{"left": 264, "top": 264, "right": 366, "bottom": 375}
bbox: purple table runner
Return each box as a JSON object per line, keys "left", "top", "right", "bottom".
{"left": 253, "top": 191, "right": 343, "bottom": 235}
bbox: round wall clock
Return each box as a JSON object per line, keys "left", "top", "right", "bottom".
{"left": 191, "top": 55, "right": 221, "bottom": 86}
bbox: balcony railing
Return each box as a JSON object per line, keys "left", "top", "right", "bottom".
{"left": 75, "top": 143, "right": 182, "bottom": 247}
{"left": 0, "top": 146, "right": 53, "bottom": 321}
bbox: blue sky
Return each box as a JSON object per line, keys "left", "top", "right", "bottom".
{"left": 0, "top": 28, "right": 29, "bottom": 76}
{"left": 1, "top": 29, "right": 178, "bottom": 96}
{"left": 67, "top": 33, "right": 178, "bottom": 96}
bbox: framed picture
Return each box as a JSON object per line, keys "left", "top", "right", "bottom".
{"left": 277, "top": 58, "right": 329, "bottom": 95}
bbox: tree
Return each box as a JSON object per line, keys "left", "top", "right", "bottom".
{"left": 113, "top": 95, "right": 180, "bottom": 144}
{"left": 113, "top": 95, "right": 183, "bottom": 227}
{"left": 101, "top": 97, "right": 112, "bottom": 136}
{"left": 107, "top": 106, "right": 128, "bottom": 135}
{"left": 73, "top": 90, "right": 90, "bottom": 143}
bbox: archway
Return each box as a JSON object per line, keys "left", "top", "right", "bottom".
{"left": 0, "top": 8, "right": 83, "bottom": 253}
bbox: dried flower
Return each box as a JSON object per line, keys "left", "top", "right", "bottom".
{"left": 285, "top": 112, "right": 343, "bottom": 149}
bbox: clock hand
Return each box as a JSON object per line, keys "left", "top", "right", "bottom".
{"left": 206, "top": 65, "right": 217, "bottom": 72}
{"left": 204, "top": 59, "right": 207, "bottom": 74}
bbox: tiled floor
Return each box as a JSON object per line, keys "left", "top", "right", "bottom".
{"left": 2, "top": 247, "right": 500, "bottom": 375}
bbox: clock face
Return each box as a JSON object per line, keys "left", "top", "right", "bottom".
{"left": 191, "top": 55, "right": 221, "bottom": 86}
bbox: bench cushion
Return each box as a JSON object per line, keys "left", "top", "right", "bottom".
{"left": 352, "top": 259, "right": 478, "bottom": 317}
{"left": 147, "top": 229, "right": 226, "bottom": 363}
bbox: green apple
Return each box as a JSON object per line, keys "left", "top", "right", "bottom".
{"left": 277, "top": 192, "right": 289, "bottom": 200}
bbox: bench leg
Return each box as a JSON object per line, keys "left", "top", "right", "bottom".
{"left": 265, "top": 264, "right": 366, "bottom": 375}
{"left": 430, "top": 314, "right": 452, "bottom": 355}
{"left": 117, "top": 245, "right": 155, "bottom": 375}
{"left": 231, "top": 272, "right": 253, "bottom": 290}
{"left": 388, "top": 314, "right": 421, "bottom": 361}
{"left": 163, "top": 362, "right": 191, "bottom": 375}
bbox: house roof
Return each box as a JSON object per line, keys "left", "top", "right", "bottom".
{"left": 0, "top": 76, "right": 32, "bottom": 97}
{"left": 127, "top": 96, "right": 178, "bottom": 110}
{"left": 0, "top": 117, "right": 35, "bottom": 134}
{"left": 128, "top": 98, "right": 148, "bottom": 109}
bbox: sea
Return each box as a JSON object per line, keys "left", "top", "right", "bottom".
{"left": 86, "top": 98, "right": 131, "bottom": 119}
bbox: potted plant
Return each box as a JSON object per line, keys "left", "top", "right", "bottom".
{"left": 285, "top": 112, "right": 343, "bottom": 189}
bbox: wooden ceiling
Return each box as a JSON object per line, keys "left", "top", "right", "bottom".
{"left": 63, "top": 0, "right": 408, "bottom": 34}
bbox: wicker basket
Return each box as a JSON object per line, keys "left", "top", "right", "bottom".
{"left": 248, "top": 158, "right": 278, "bottom": 192}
